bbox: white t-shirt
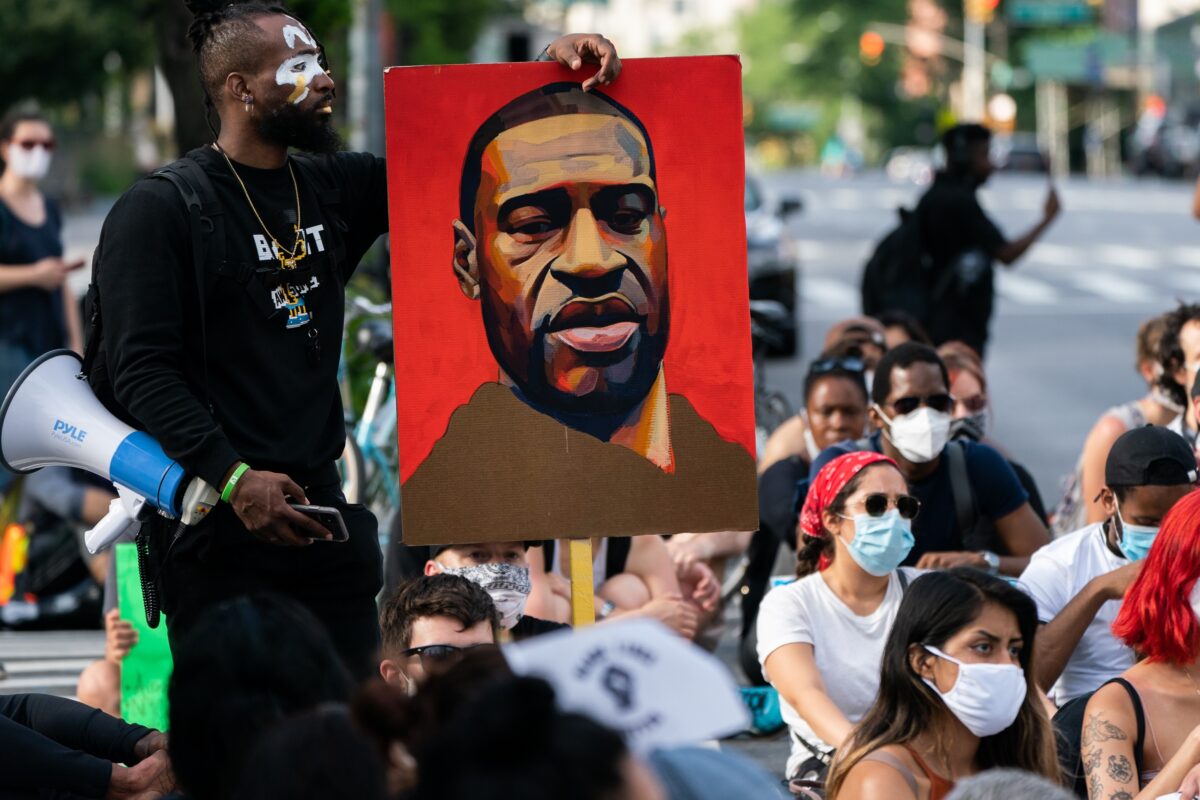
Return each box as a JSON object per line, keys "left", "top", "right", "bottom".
{"left": 1018, "top": 522, "right": 1134, "bottom": 704}
{"left": 756, "top": 568, "right": 917, "bottom": 778}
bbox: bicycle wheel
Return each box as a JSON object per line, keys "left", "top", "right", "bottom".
{"left": 338, "top": 432, "right": 366, "bottom": 505}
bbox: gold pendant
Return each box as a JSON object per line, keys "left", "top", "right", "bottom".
{"left": 278, "top": 236, "right": 307, "bottom": 270}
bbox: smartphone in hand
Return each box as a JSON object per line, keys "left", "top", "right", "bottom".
{"left": 288, "top": 504, "right": 349, "bottom": 542}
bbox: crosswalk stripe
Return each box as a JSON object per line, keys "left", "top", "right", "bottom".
{"left": 995, "top": 272, "right": 1059, "bottom": 304}
{"left": 1070, "top": 273, "right": 1156, "bottom": 303}
{"left": 1171, "top": 247, "right": 1200, "bottom": 269}
{"left": 801, "top": 277, "right": 858, "bottom": 308}
{"left": 1029, "top": 243, "right": 1085, "bottom": 267}
{"left": 1095, "top": 244, "right": 1159, "bottom": 271}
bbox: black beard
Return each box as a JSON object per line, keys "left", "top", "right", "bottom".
{"left": 256, "top": 102, "right": 342, "bottom": 155}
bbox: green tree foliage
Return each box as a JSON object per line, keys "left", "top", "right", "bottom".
{"left": 0, "top": 0, "right": 152, "bottom": 112}
{"left": 386, "top": 0, "right": 500, "bottom": 66}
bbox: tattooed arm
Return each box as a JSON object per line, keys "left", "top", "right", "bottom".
{"left": 1083, "top": 684, "right": 1200, "bottom": 800}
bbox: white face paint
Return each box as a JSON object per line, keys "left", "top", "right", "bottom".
{"left": 275, "top": 20, "right": 325, "bottom": 106}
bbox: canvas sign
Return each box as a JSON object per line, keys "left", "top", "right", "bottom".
{"left": 384, "top": 56, "right": 758, "bottom": 545}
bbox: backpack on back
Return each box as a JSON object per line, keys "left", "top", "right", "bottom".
{"left": 861, "top": 207, "right": 934, "bottom": 320}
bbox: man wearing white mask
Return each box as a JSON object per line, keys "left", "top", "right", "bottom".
{"left": 424, "top": 541, "right": 569, "bottom": 641}
{"left": 808, "top": 342, "right": 1049, "bottom": 576}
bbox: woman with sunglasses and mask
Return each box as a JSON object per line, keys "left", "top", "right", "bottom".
{"left": 0, "top": 111, "right": 84, "bottom": 394}
{"left": 826, "top": 569, "right": 1059, "bottom": 799}
{"left": 757, "top": 451, "right": 921, "bottom": 788}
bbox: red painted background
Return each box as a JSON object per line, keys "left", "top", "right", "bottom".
{"left": 385, "top": 56, "right": 756, "bottom": 483}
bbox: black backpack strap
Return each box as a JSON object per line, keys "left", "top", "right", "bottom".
{"left": 150, "top": 157, "right": 224, "bottom": 407}
{"left": 944, "top": 441, "right": 978, "bottom": 545}
{"left": 896, "top": 569, "right": 910, "bottom": 592}
{"left": 290, "top": 153, "right": 346, "bottom": 244}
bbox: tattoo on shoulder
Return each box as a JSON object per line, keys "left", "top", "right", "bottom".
{"left": 1105, "top": 754, "right": 1132, "bottom": 784}
{"left": 1109, "top": 792, "right": 1133, "bottom": 800}
{"left": 1082, "top": 712, "right": 1128, "bottom": 747}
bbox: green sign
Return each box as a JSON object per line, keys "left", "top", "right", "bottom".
{"left": 1010, "top": 0, "right": 1093, "bottom": 24}
{"left": 117, "top": 543, "right": 173, "bottom": 731}
{"left": 1022, "top": 34, "right": 1130, "bottom": 82}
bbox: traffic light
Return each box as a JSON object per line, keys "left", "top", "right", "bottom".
{"left": 859, "top": 31, "right": 885, "bottom": 66}
{"left": 966, "top": 0, "right": 1000, "bottom": 23}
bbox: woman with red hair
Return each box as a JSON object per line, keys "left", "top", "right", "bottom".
{"left": 756, "top": 451, "right": 920, "bottom": 788}
{"left": 1082, "top": 488, "right": 1200, "bottom": 799}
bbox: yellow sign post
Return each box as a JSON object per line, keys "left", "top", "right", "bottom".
{"left": 569, "top": 538, "right": 596, "bottom": 628}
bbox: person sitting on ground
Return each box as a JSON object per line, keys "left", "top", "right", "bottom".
{"left": 1022, "top": 425, "right": 1195, "bottom": 705}
{"left": 1082, "top": 488, "right": 1200, "bottom": 800}
{"left": 822, "top": 317, "right": 888, "bottom": 378}
{"left": 0, "top": 692, "right": 171, "bottom": 800}
{"left": 826, "top": 569, "right": 1058, "bottom": 799}
{"left": 75, "top": 608, "right": 138, "bottom": 717}
{"left": 1161, "top": 302, "right": 1200, "bottom": 446}
{"left": 1053, "top": 313, "right": 1179, "bottom": 533}
{"left": 757, "top": 451, "right": 921, "bottom": 785}
{"left": 168, "top": 592, "right": 356, "bottom": 800}
{"left": 529, "top": 534, "right": 717, "bottom": 640}
{"left": 876, "top": 310, "right": 932, "bottom": 351}
{"left": 378, "top": 573, "right": 499, "bottom": 691}
{"left": 231, "top": 705, "right": 389, "bottom": 800}
{"left": 937, "top": 341, "right": 1047, "bottom": 523}
{"left": 942, "top": 768, "right": 1075, "bottom": 800}
{"left": 410, "top": 674, "right": 667, "bottom": 800}
{"left": 423, "top": 541, "right": 568, "bottom": 641}
{"left": 809, "top": 342, "right": 1049, "bottom": 577}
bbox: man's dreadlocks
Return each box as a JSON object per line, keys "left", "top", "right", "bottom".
{"left": 184, "top": 1, "right": 297, "bottom": 105}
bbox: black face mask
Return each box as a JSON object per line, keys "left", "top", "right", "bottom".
{"left": 256, "top": 100, "right": 342, "bottom": 155}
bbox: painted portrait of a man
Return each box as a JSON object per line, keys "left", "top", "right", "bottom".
{"left": 386, "top": 59, "right": 757, "bottom": 545}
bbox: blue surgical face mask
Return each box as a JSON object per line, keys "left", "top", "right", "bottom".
{"left": 1115, "top": 504, "right": 1157, "bottom": 562}
{"left": 837, "top": 508, "right": 915, "bottom": 576}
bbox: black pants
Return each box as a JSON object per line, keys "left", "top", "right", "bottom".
{"left": 158, "top": 483, "right": 383, "bottom": 681}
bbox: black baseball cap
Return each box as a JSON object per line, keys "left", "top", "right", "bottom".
{"left": 432, "top": 541, "right": 539, "bottom": 556}
{"left": 1105, "top": 425, "right": 1198, "bottom": 487}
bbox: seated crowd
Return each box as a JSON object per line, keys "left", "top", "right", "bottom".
{"left": 8, "top": 305, "right": 1200, "bottom": 800}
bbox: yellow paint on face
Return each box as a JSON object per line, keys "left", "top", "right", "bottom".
{"left": 287, "top": 75, "right": 308, "bottom": 105}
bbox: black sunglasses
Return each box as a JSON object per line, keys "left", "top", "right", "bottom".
{"left": 857, "top": 493, "right": 921, "bottom": 520}
{"left": 399, "top": 643, "right": 486, "bottom": 665}
{"left": 891, "top": 393, "right": 954, "bottom": 416}
{"left": 808, "top": 357, "right": 865, "bottom": 376}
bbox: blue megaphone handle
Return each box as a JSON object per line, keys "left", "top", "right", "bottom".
{"left": 109, "top": 431, "right": 186, "bottom": 517}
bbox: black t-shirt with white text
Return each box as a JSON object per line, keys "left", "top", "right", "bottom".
{"left": 96, "top": 146, "right": 388, "bottom": 487}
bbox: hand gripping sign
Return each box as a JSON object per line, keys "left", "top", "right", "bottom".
{"left": 503, "top": 618, "right": 748, "bottom": 752}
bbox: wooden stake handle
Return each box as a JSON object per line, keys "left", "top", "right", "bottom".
{"left": 569, "top": 538, "right": 596, "bottom": 627}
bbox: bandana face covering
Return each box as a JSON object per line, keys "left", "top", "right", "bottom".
{"left": 438, "top": 562, "right": 532, "bottom": 629}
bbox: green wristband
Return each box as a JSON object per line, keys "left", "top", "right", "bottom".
{"left": 221, "top": 462, "right": 251, "bottom": 503}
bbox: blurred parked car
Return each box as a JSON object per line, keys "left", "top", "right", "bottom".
{"left": 746, "top": 174, "right": 802, "bottom": 357}
{"left": 884, "top": 146, "right": 934, "bottom": 185}
{"left": 992, "top": 133, "right": 1050, "bottom": 173}
{"left": 1128, "top": 104, "right": 1200, "bottom": 178}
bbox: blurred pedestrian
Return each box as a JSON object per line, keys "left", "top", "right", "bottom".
{"left": 876, "top": 310, "right": 931, "bottom": 350}
{"left": 917, "top": 124, "right": 1060, "bottom": 356}
{"left": 0, "top": 109, "right": 85, "bottom": 498}
{"left": 826, "top": 569, "right": 1058, "bottom": 799}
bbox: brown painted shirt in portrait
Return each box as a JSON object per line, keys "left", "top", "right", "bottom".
{"left": 401, "top": 382, "right": 758, "bottom": 545}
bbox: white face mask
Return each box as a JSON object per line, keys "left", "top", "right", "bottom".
{"left": 922, "top": 645, "right": 1026, "bottom": 738}
{"left": 1190, "top": 581, "right": 1200, "bottom": 624}
{"left": 876, "top": 404, "right": 952, "bottom": 463}
{"left": 6, "top": 145, "right": 51, "bottom": 180}
{"left": 437, "top": 562, "right": 531, "bottom": 630}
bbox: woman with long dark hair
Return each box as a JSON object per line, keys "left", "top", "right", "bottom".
{"left": 827, "top": 568, "right": 1058, "bottom": 799}
{"left": 1080, "top": 489, "right": 1200, "bottom": 799}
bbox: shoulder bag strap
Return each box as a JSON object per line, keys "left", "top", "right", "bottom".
{"left": 858, "top": 751, "right": 919, "bottom": 797}
{"left": 944, "top": 441, "right": 978, "bottom": 542}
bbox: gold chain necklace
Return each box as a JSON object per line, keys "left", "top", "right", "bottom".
{"left": 214, "top": 144, "right": 307, "bottom": 270}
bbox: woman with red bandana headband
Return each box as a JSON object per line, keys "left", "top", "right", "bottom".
{"left": 756, "top": 451, "right": 921, "bottom": 789}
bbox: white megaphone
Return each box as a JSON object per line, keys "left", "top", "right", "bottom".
{"left": 0, "top": 350, "right": 219, "bottom": 553}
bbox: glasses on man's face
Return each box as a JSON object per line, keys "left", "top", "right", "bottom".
{"left": 890, "top": 393, "right": 954, "bottom": 416}
{"left": 400, "top": 643, "right": 486, "bottom": 667}
{"left": 849, "top": 493, "right": 921, "bottom": 520}
{"left": 808, "top": 357, "right": 865, "bottom": 377}
{"left": 11, "top": 139, "right": 54, "bottom": 151}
